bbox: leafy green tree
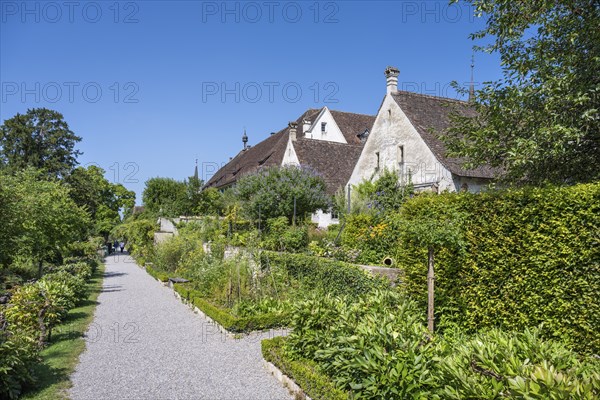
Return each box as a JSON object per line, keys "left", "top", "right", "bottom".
{"left": 142, "top": 177, "right": 189, "bottom": 217}
{"left": 195, "top": 187, "right": 224, "bottom": 216}
{"left": 0, "top": 108, "right": 82, "bottom": 178}
{"left": 335, "top": 169, "right": 414, "bottom": 217}
{"left": 1, "top": 169, "right": 90, "bottom": 276}
{"left": 235, "top": 166, "right": 329, "bottom": 224}
{"left": 398, "top": 193, "right": 466, "bottom": 333}
{"left": 446, "top": 0, "right": 600, "bottom": 185}
{"left": 65, "top": 165, "right": 135, "bottom": 239}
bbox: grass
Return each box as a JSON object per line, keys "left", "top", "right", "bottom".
{"left": 21, "top": 262, "right": 105, "bottom": 400}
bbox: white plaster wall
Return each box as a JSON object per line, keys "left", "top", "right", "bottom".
{"left": 281, "top": 138, "right": 300, "bottom": 166}
{"left": 348, "top": 94, "right": 454, "bottom": 189}
{"left": 304, "top": 108, "right": 347, "bottom": 143}
{"left": 311, "top": 209, "right": 339, "bottom": 228}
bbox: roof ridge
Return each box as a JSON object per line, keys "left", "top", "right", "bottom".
{"left": 329, "top": 109, "right": 376, "bottom": 117}
{"left": 392, "top": 90, "right": 470, "bottom": 105}
{"left": 296, "top": 137, "right": 364, "bottom": 147}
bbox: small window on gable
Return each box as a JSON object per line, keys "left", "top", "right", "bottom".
{"left": 398, "top": 145, "right": 404, "bottom": 164}
{"left": 321, "top": 122, "right": 327, "bottom": 133}
{"left": 375, "top": 151, "right": 380, "bottom": 170}
{"left": 388, "top": 109, "right": 391, "bottom": 118}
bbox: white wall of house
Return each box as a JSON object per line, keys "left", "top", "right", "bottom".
{"left": 304, "top": 107, "right": 347, "bottom": 143}
{"left": 348, "top": 94, "right": 454, "bottom": 191}
{"left": 311, "top": 209, "right": 339, "bottom": 228}
{"left": 347, "top": 94, "right": 489, "bottom": 193}
{"left": 281, "top": 138, "right": 300, "bottom": 166}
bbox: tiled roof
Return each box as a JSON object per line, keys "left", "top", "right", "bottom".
{"left": 391, "top": 91, "right": 498, "bottom": 179}
{"left": 293, "top": 138, "right": 364, "bottom": 195}
{"left": 204, "top": 108, "right": 375, "bottom": 190}
{"left": 329, "top": 110, "right": 376, "bottom": 145}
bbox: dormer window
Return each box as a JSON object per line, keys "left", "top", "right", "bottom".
{"left": 321, "top": 122, "right": 327, "bottom": 133}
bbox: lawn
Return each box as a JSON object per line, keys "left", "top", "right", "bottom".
{"left": 22, "top": 263, "right": 105, "bottom": 400}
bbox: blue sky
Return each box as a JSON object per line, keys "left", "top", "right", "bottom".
{"left": 1, "top": 1, "right": 501, "bottom": 203}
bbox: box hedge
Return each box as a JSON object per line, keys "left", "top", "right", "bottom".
{"left": 262, "top": 336, "right": 349, "bottom": 400}
{"left": 395, "top": 183, "right": 600, "bottom": 354}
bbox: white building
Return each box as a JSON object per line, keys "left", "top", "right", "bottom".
{"left": 348, "top": 67, "right": 496, "bottom": 193}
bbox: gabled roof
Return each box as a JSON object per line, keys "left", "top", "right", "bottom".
{"left": 391, "top": 91, "right": 497, "bottom": 179}
{"left": 204, "top": 108, "right": 375, "bottom": 190}
{"left": 329, "top": 110, "right": 376, "bottom": 145}
{"left": 293, "top": 138, "right": 364, "bottom": 195}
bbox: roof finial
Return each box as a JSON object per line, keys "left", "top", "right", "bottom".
{"left": 469, "top": 51, "right": 475, "bottom": 102}
{"left": 194, "top": 158, "right": 199, "bottom": 180}
{"left": 242, "top": 129, "right": 248, "bottom": 150}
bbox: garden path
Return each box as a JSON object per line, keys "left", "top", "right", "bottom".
{"left": 69, "top": 253, "right": 291, "bottom": 399}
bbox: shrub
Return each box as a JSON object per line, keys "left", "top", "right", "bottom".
{"left": 435, "top": 328, "right": 600, "bottom": 399}
{"left": 260, "top": 251, "right": 386, "bottom": 298}
{"left": 0, "top": 329, "right": 39, "bottom": 400}
{"left": 285, "top": 290, "right": 437, "bottom": 399}
{"left": 396, "top": 183, "right": 600, "bottom": 354}
{"left": 262, "top": 337, "right": 349, "bottom": 400}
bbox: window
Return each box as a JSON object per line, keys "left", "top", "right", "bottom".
{"left": 321, "top": 122, "right": 327, "bottom": 133}
{"left": 375, "top": 151, "right": 380, "bottom": 170}
{"left": 398, "top": 145, "right": 404, "bottom": 164}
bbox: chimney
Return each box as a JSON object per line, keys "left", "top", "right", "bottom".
{"left": 288, "top": 121, "right": 298, "bottom": 141}
{"left": 302, "top": 119, "right": 312, "bottom": 134}
{"left": 384, "top": 66, "right": 400, "bottom": 95}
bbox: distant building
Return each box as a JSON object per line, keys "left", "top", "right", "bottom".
{"left": 205, "top": 107, "right": 375, "bottom": 227}
{"left": 348, "top": 67, "right": 497, "bottom": 193}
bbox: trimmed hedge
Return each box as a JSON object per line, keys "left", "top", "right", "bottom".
{"left": 262, "top": 336, "right": 349, "bottom": 400}
{"left": 173, "top": 284, "right": 289, "bottom": 333}
{"left": 146, "top": 265, "right": 168, "bottom": 282}
{"left": 260, "top": 251, "right": 386, "bottom": 297}
{"left": 396, "top": 183, "right": 600, "bottom": 354}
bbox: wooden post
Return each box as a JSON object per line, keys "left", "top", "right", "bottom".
{"left": 293, "top": 196, "right": 297, "bottom": 226}
{"left": 427, "top": 247, "right": 435, "bottom": 333}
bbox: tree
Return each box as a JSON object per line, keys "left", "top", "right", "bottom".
{"left": 1, "top": 169, "right": 90, "bottom": 276}
{"left": 398, "top": 193, "right": 466, "bottom": 333}
{"left": 195, "top": 187, "right": 224, "bottom": 216}
{"left": 142, "top": 177, "right": 189, "bottom": 217}
{"left": 445, "top": 0, "right": 600, "bottom": 185}
{"left": 235, "top": 166, "right": 329, "bottom": 224}
{"left": 65, "top": 165, "right": 135, "bottom": 239}
{"left": 0, "top": 108, "right": 82, "bottom": 178}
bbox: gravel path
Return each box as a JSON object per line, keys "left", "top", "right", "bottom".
{"left": 69, "top": 253, "right": 292, "bottom": 400}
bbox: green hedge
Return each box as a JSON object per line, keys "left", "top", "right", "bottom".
{"left": 173, "top": 284, "right": 289, "bottom": 333}
{"left": 260, "top": 251, "right": 386, "bottom": 297}
{"left": 396, "top": 183, "right": 600, "bottom": 354}
{"left": 146, "top": 265, "right": 169, "bottom": 282}
{"left": 262, "top": 337, "right": 349, "bottom": 400}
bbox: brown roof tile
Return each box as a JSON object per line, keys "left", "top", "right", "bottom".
{"left": 205, "top": 108, "right": 375, "bottom": 190}
{"left": 293, "top": 138, "right": 364, "bottom": 195}
{"left": 391, "top": 91, "right": 498, "bottom": 179}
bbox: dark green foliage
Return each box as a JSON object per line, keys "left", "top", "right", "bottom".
{"left": 262, "top": 337, "right": 349, "bottom": 400}
{"left": 260, "top": 251, "right": 387, "bottom": 297}
{"left": 0, "top": 108, "right": 82, "bottom": 178}
{"left": 142, "top": 177, "right": 190, "bottom": 217}
{"left": 0, "top": 254, "right": 98, "bottom": 399}
{"left": 436, "top": 328, "right": 600, "bottom": 399}
{"left": 235, "top": 165, "right": 329, "bottom": 224}
{"left": 65, "top": 165, "right": 135, "bottom": 239}
{"left": 260, "top": 217, "right": 309, "bottom": 253}
{"left": 285, "top": 291, "right": 437, "bottom": 399}
{"left": 146, "top": 265, "right": 169, "bottom": 282}
{"left": 446, "top": 0, "right": 600, "bottom": 185}
{"left": 397, "top": 183, "right": 600, "bottom": 354}
{"left": 281, "top": 290, "right": 600, "bottom": 399}
{"left": 173, "top": 286, "right": 289, "bottom": 333}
